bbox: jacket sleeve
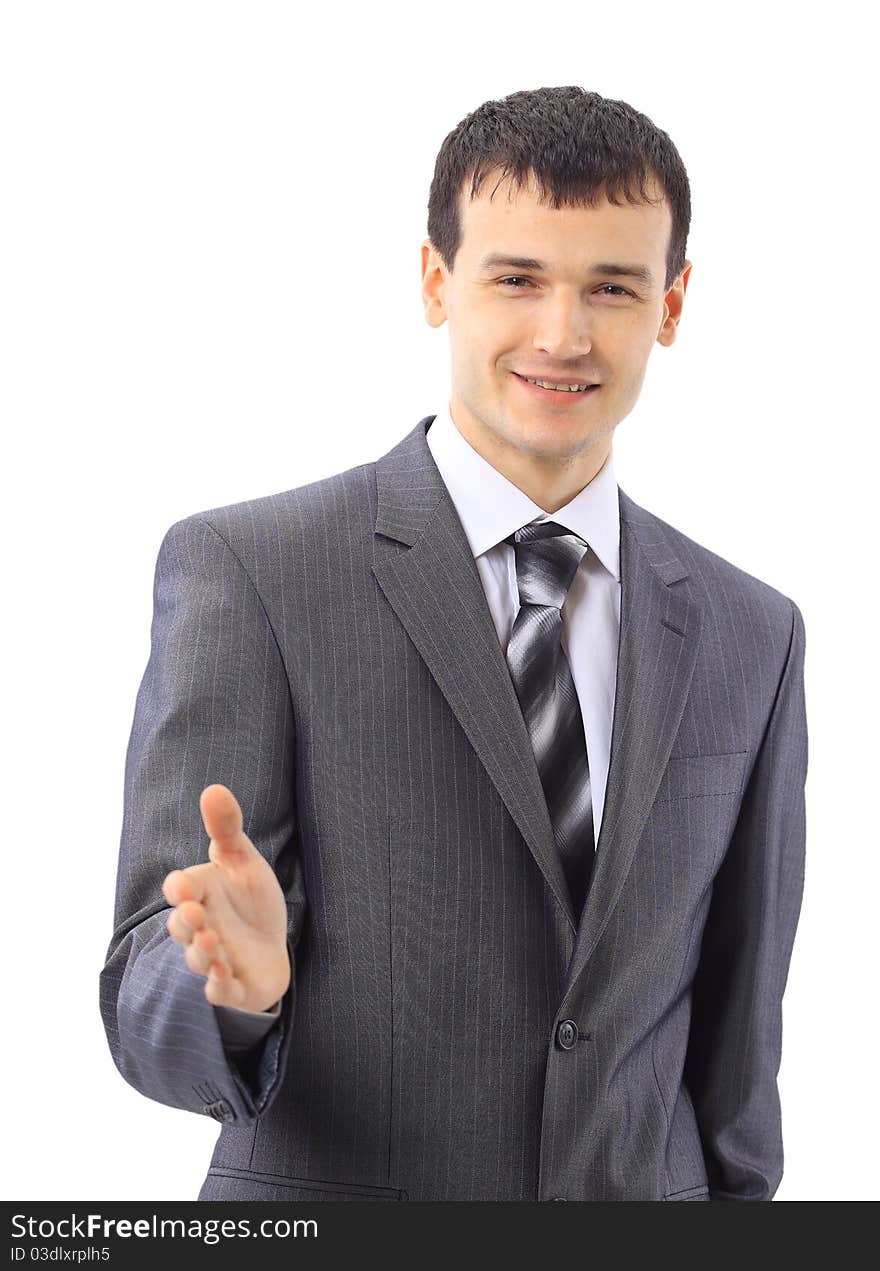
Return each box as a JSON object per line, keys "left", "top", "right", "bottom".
{"left": 214, "top": 1000, "right": 283, "bottom": 1055}
{"left": 99, "top": 514, "right": 307, "bottom": 1127}
{"left": 683, "top": 597, "right": 808, "bottom": 1200}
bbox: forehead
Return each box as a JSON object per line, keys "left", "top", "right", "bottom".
{"left": 457, "top": 167, "right": 671, "bottom": 268}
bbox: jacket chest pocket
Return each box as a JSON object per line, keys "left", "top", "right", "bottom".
{"left": 652, "top": 751, "right": 749, "bottom": 805}
{"left": 639, "top": 750, "right": 752, "bottom": 905}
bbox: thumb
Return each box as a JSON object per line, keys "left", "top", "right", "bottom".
{"left": 199, "top": 784, "right": 255, "bottom": 864}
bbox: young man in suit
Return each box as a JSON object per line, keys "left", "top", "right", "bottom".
{"left": 100, "top": 85, "right": 808, "bottom": 1202}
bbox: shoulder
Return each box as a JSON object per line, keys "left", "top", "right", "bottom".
{"left": 163, "top": 458, "right": 377, "bottom": 559}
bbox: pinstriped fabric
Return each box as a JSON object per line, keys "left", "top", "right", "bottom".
{"left": 504, "top": 521, "right": 595, "bottom": 919}
{"left": 100, "top": 414, "right": 807, "bottom": 1202}
{"left": 98, "top": 515, "right": 303, "bottom": 1123}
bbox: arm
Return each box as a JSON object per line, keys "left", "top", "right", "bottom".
{"left": 683, "top": 598, "right": 808, "bottom": 1201}
{"left": 99, "top": 514, "right": 307, "bottom": 1125}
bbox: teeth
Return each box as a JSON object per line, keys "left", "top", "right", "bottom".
{"left": 524, "top": 376, "right": 592, "bottom": 392}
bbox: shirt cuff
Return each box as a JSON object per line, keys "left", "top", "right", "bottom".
{"left": 213, "top": 998, "right": 282, "bottom": 1055}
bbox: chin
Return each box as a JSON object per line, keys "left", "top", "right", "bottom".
{"left": 513, "top": 426, "right": 585, "bottom": 456}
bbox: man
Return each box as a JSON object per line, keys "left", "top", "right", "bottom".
{"left": 100, "top": 86, "right": 808, "bottom": 1202}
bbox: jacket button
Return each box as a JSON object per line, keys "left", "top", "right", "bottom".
{"left": 556, "top": 1019, "right": 578, "bottom": 1050}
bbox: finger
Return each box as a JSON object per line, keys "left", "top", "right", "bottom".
{"left": 193, "top": 926, "right": 222, "bottom": 957}
{"left": 165, "top": 904, "right": 206, "bottom": 945}
{"left": 177, "top": 899, "right": 207, "bottom": 930}
{"left": 203, "top": 960, "right": 247, "bottom": 1008}
{"left": 201, "top": 785, "right": 258, "bottom": 869}
{"left": 185, "top": 932, "right": 230, "bottom": 977}
{"left": 199, "top": 784, "right": 256, "bottom": 866}
{"left": 167, "top": 908, "right": 198, "bottom": 945}
{"left": 162, "top": 867, "right": 208, "bottom": 907}
{"left": 186, "top": 926, "right": 227, "bottom": 974}
{"left": 166, "top": 902, "right": 206, "bottom": 944}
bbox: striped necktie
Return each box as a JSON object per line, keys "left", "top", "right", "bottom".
{"left": 504, "top": 520, "right": 595, "bottom": 920}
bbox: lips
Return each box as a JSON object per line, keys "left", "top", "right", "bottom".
{"left": 513, "top": 372, "right": 599, "bottom": 389}
{"left": 512, "top": 372, "right": 600, "bottom": 398}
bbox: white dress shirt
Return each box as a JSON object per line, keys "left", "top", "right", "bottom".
{"left": 426, "top": 402, "right": 621, "bottom": 842}
{"left": 216, "top": 402, "right": 622, "bottom": 1052}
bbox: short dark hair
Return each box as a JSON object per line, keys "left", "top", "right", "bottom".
{"left": 427, "top": 85, "right": 691, "bottom": 294}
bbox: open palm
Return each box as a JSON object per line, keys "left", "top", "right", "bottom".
{"left": 162, "top": 783, "right": 290, "bottom": 1012}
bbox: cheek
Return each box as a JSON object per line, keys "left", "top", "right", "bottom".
{"left": 608, "top": 313, "right": 648, "bottom": 346}
{"left": 606, "top": 324, "right": 655, "bottom": 373}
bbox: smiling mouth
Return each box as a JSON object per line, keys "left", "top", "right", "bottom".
{"left": 512, "top": 372, "right": 601, "bottom": 395}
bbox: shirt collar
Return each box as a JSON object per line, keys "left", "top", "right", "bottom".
{"left": 425, "top": 402, "right": 621, "bottom": 581}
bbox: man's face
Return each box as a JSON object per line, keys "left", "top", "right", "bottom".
{"left": 422, "top": 167, "right": 690, "bottom": 479}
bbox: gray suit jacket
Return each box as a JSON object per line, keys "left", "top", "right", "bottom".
{"left": 99, "top": 414, "right": 808, "bottom": 1202}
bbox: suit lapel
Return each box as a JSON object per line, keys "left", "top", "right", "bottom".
{"left": 372, "top": 416, "right": 574, "bottom": 922}
{"left": 371, "top": 416, "right": 703, "bottom": 964}
{"left": 561, "top": 493, "right": 703, "bottom": 992}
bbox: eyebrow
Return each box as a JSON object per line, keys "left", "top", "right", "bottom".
{"left": 478, "top": 252, "right": 655, "bottom": 288}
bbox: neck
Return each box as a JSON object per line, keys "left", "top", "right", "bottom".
{"left": 449, "top": 401, "right": 612, "bottom": 512}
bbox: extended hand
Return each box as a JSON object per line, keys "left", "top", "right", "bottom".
{"left": 162, "top": 784, "right": 290, "bottom": 1012}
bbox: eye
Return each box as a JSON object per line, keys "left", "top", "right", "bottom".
{"left": 497, "top": 277, "right": 634, "bottom": 297}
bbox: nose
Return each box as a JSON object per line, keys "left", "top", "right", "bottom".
{"left": 531, "top": 294, "right": 593, "bottom": 360}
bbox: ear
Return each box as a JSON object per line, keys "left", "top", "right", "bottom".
{"left": 656, "top": 260, "right": 692, "bottom": 348}
{"left": 421, "top": 239, "right": 449, "bottom": 330}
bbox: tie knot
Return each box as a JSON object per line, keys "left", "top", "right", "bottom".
{"left": 504, "top": 520, "right": 589, "bottom": 610}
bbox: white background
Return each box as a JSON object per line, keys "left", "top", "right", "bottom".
{"left": 2, "top": 0, "right": 876, "bottom": 1202}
